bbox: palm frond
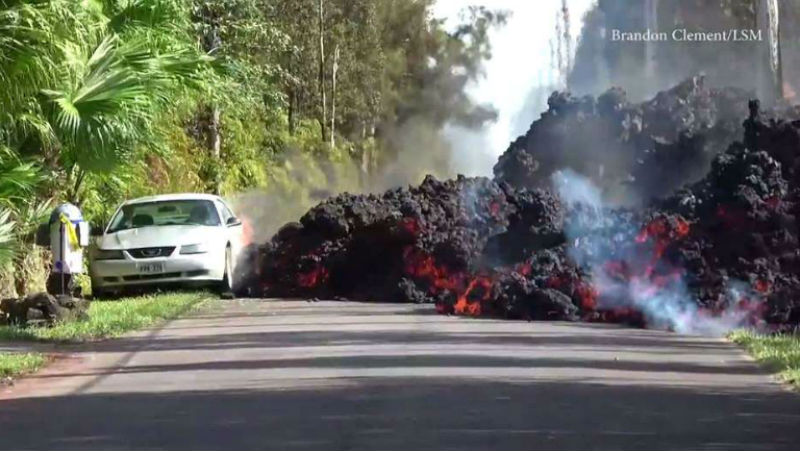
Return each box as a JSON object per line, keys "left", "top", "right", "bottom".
{"left": 0, "top": 209, "right": 16, "bottom": 268}
{"left": 2, "top": 0, "right": 208, "bottom": 179}
{"left": 12, "top": 198, "right": 50, "bottom": 234}
{"left": 106, "top": 0, "right": 187, "bottom": 34}
{"left": 14, "top": 112, "right": 56, "bottom": 148}
{"left": 0, "top": 146, "right": 40, "bottom": 201}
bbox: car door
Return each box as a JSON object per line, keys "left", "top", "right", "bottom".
{"left": 216, "top": 199, "right": 244, "bottom": 261}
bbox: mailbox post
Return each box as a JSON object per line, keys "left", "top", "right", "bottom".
{"left": 42, "top": 203, "right": 89, "bottom": 295}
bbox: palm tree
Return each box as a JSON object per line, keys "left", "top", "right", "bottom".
{"left": 0, "top": 211, "right": 16, "bottom": 268}
{"left": 0, "top": 0, "right": 209, "bottom": 294}
{"left": 1, "top": 0, "right": 209, "bottom": 201}
{"left": 0, "top": 146, "right": 43, "bottom": 269}
{"left": 41, "top": 32, "right": 209, "bottom": 198}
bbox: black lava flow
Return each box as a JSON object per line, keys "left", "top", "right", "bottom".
{"left": 236, "top": 76, "right": 800, "bottom": 330}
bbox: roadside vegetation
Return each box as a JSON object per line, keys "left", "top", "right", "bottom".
{"left": 0, "top": 0, "right": 505, "bottom": 298}
{"left": 0, "top": 291, "right": 210, "bottom": 380}
{"left": 731, "top": 330, "right": 800, "bottom": 387}
{"left": 0, "top": 352, "right": 47, "bottom": 379}
{"left": 0, "top": 291, "right": 210, "bottom": 342}
{"left": 0, "top": 292, "right": 213, "bottom": 342}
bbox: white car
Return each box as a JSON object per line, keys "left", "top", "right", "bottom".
{"left": 89, "top": 193, "right": 244, "bottom": 297}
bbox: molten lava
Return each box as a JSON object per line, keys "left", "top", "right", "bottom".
{"left": 584, "top": 216, "right": 693, "bottom": 324}
{"left": 238, "top": 78, "right": 800, "bottom": 332}
{"left": 297, "top": 265, "right": 329, "bottom": 288}
{"left": 400, "top": 223, "right": 539, "bottom": 317}
{"left": 453, "top": 276, "right": 492, "bottom": 315}
{"left": 402, "top": 247, "right": 464, "bottom": 293}
{"left": 402, "top": 245, "right": 487, "bottom": 316}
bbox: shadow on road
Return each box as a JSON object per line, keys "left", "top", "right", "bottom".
{"left": 1, "top": 379, "right": 798, "bottom": 451}
{"left": 2, "top": 300, "right": 798, "bottom": 451}
{"left": 24, "top": 348, "right": 768, "bottom": 380}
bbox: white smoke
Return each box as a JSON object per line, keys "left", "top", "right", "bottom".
{"left": 433, "top": 0, "right": 595, "bottom": 162}
{"left": 552, "top": 168, "right": 602, "bottom": 208}
{"left": 552, "top": 169, "right": 765, "bottom": 336}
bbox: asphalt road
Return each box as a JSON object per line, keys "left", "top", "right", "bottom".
{"left": 1, "top": 299, "right": 798, "bottom": 451}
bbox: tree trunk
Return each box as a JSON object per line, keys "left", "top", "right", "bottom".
{"left": 64, "top": 166, "right": 85, "bottom": 205}
{"left": 198, "top": 5, "right": 222, "bottom": 193}
{"left": 286, "top": 56, "right": 296, "bottom": 135}
{"left": 554, "top": 10, "right": 563, "bottom": 88}
{"left": 643, "top": 0, "right": 658, "bottom": 80}
{"left": 756, "top": 0, "right": 783, "bottom": 103}
{"left": 210, "top": 106, "right": 222, "bottom": 194}
{"left": 318, "top": 0, "right": 328, "bottom": 143}
{"left": 288, "top": 89, "right": 296, "bottom": 135}
{"left": 13, "top": 254, "right": 27, "bottom": 297}
{"left": 562, "top": 0, "right": 572, "bottom": 88}
{"left": 359, "top": 120, "right": 376, "bottom": 188}
{"left": 330, "top": 45, "right": 339, "bottom": 149}
{"left": 767, "top": 0, "right": 783, "bottom": 99}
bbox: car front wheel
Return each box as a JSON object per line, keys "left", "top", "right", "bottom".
{"left": 217, "top": 246, "right": 234, "bottom": 298}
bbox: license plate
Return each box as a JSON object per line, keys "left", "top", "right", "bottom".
{"left": 137, "top": 263, "right": 164, "bottom": 274}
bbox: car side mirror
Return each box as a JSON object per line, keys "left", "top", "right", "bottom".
{"left": 89, "top": 222, "right": 106, "bottom": 236}
{"left": 226, "top": 217, "right": 242, "bottom": 227}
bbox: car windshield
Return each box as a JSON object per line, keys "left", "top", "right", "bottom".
{"left": 107, "top": 199, "right": 221, "bottom": 233}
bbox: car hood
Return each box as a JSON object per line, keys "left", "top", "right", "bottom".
{"left": 96, "top": 225, "right": 219, "bottom": 250}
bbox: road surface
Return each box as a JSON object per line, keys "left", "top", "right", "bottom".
{"left": 1, "top": 299, "right": 798, "bottom": 450}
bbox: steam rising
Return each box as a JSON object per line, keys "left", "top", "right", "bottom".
{"left": 553, "top": 169, "right": 763, "bottom": 336}
{"left": 231, "top": 3, "right": 794, "bottom": 337}
{"left": 231, "top": 121, "right": 463, "bottom": 244}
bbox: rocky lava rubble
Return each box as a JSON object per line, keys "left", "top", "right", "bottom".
{"left": 237, "top": 78, "right": 800, "bottom": 331}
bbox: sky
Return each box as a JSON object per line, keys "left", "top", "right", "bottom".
{"left": 432, "top": 0, "right": 596, "bottom": 175}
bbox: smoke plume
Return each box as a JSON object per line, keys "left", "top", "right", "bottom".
{"left": 553, "top": 169, "right": 764, "bottom": 336}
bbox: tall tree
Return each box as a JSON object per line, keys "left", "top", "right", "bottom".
{"left": 330, "top": 44, "right": 339, "bottom": 148}
{"left": 192, "top": 1, "right": 224, "bottom": 193}
{"left": 318, "top": 0, "right": 328, "bottom": 143}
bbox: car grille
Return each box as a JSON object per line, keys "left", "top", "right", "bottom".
{"left": 127, "top": 247, "right": 175, "bottom": 259}
{"left": 122, "top": 272, "right": 182, "bottom": 282}
{"left": 185, "top": 270, "right": 210, "bottom": 277}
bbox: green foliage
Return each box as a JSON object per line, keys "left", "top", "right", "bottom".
{"left": 0, "top": 0, "right": 505, "bottom": 296}
{"left": 0, "top": 147, "right": 39, "bottom": 201}
{"left": 0, "top": 0, "right": 208, "bottom": 190}
{"left": 731, "top": 330, "right": 800, "bottom": 387}
{"left": 0, "top": 0, "right": 211, "bottom": 294}
{"left": 41, "top": 34, "right": 206, "bottom": 173}
{"left": 0, "top": 352, "right": 46, "bottom": 378}
{"left": 0, "top": 210, "right": 15, "bottom": 267}
{"left": 0, "top": 291, "right": 210, "bottom": 342}
{"left": 0, "top": 146, "right": 46, "bottom": 277}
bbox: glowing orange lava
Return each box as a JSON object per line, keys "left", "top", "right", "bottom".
{"left": 297, "top": 265, "right": 329, "bottom": 288}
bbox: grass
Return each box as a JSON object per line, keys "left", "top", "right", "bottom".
{"left": 0, "top": 352, "right": 47, "bottom": 378}
{"left": 730, "top": 330, "right": 800, "bottom": 387}
{"left": 0, "top": 291, "right": 211, "bottom": 343}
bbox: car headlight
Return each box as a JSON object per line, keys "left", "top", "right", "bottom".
{"left": 95, "top": 249, "right": 124, "bottom": 260}
{"left": 180, "top": 243, "right": 209, "bottom": 254}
